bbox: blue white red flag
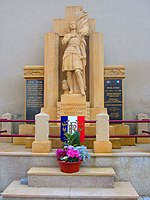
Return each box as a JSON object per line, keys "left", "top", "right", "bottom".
{"left": 60, "top": 116, "right": 85, "bottom": 142}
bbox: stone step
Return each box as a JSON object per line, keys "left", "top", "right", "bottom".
{"left": 1, "top": 180, "right": 139, "bottom": 200}
{"left": 27, "top": 167, "right": 116, "bottom": 188}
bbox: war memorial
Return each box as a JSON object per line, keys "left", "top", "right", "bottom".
{"left": 0, "top": 4, "right": 150, "bottom": 200}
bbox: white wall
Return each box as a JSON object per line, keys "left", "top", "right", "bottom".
{"left": 0, "top": 0, "right": 150, "bottom": 133}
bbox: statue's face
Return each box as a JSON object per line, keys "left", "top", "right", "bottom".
{"left": 69, "top": 21, "right": 76, "bottom": 29}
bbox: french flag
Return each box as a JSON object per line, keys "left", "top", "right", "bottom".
{"left": 60, "top": 116, "right": 85, "bottom": 142}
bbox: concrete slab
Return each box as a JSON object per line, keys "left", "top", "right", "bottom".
{"left": 27, "top": 166, "right": 116, "bottom": 176}
{"left": 28, "top": 167, "right": 115, "bottom": 188}
{"left": 2, "top": 180, "right": 139, "bottom": 200}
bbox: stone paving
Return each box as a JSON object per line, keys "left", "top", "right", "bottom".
{"left": 1, "top": 193, "right": 150, "bottom": 199}
{"left": 0, "top": 196, "right": 143, "bottom": 199}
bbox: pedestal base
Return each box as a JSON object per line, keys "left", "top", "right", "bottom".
{"left": 0, "top": 137, "right": 12, "bottom": 143}
{"left": 32, "top": 141, "right": 52, "bottom": 153}
{"left": 94, "top": 141, "right": 112, "bottom": 153}
{"left": 13, "top": 137, "right": 25, "bottom": 145}
{"left": 25, "top": 138, "right": 35, "bottom": 148}
{"left": 113, "top": 124, "right": 136, "bottom": 146}
{"left": 13, "top": 124, "right": 35, "bottom": 145}
{"left": 57, "top": 94, "right": 89, "bottom": 118}
{"left": 137, "top": 138, "right": 150, "bottom": 144}
{"left": 110, "top": 138, "right": 121, "bottom": 149}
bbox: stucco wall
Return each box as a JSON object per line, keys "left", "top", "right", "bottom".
{"left": 0, "top": 0, "right": 150, "bottom": 133}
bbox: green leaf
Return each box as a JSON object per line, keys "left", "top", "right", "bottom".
{"left": 64, "top": 131, "right": 80, "bottom": 147}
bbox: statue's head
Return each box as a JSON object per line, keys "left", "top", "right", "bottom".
{"left": 68, "top": 21, "right": 77, "bottom": 31}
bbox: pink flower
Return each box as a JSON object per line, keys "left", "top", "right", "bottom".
{"left": 67, "top": 149, "right": 80, "bottom": 158}
{"left": 56, "top": 148, "right": 66, "bottom": 159}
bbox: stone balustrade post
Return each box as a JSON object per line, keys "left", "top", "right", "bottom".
{"left": 35, "top": 112, "right": 49, "bottom": 141}
{"left": 137, "top": 113, "right": 149, "bottom": 135}
{"left": 0, "top": 113, "right": 13, "bottom": 143}
{"left": 137, "top": 113, "right": 150, "bottom": 144}
{"left": 94, "top": 113, "right": 112, "bottom": 153}
{"left": 96, "top": 113, "right": 109, "bottom": 141}
{"left": 2, "top": 113, "right": 13, "bottom": 134}
{"left": 32, "top": 112, "right": 52, "bottom": 153}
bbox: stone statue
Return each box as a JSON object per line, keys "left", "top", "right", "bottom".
{"left": 62, "top": 10, "right": 89, "bottom": 96}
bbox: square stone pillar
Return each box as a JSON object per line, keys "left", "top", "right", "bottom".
{"left": 137, "top": 113, "right": 149, "bottom": 135}
{"left": 137, "top": 113, "right": 150, "bottom": 144}
{"left": 32, "top": 112, "right": 52, "bottom": 153}
{"left": 89, "top": 32, "right": 104, "bottom": 108}
{"left": 42, "top": 33, "right": 59, "bottom": 120}
{"left": 0, "top": 113, "right": 13, "bottom": 143}
{"left": 94, "top": 113, "right": 112, "bottom": 153}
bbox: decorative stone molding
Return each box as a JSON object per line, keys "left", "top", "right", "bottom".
{"left": 104, "top": 65, "right": 126, "bottom": 78}
{"left": 24, "top": 66, "right": 44, "bottom": 79}
{"left": 24, "top": 65, "right": 126, "bottom": 79}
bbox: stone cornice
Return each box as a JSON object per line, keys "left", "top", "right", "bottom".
{"left": 24, "top": 66, "right": 44, "bottom": 79}
{"left": 24, "top": 65, "right": 126, "bottom": 79}
{"left": 104, "top": 65, "right": 126, "bottom": 78}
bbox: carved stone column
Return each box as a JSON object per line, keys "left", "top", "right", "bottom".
{"left": 42, "top": 33, "right": 59, "bottom": 119}
{"left": 44, "top": 32, "right": 59, "bottom": 107}
{"left": 89, "top": 32, "right": 104, "bottom": 108}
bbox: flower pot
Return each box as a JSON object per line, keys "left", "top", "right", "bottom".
{"left": 58, "top": 160, "right": 82, "bottom": 173}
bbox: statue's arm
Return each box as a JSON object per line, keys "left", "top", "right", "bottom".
{"left": 80, "top": 39, "right": 86, "bottom": 59}
{"left": 62, "top": 34, "right": 71, "bottom": 45}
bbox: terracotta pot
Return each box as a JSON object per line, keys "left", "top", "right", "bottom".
{"left": 58, "top": 160, "right": 82, "bottom": 173}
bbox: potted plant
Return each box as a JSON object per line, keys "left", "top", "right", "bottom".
{"left": 55, "top": 130, "right": 90, "bottom": 173}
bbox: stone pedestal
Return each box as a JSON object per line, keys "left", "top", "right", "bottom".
{"left": 96, "top": 113, "right": 109, "bottom": 141}
{"left": 94, "top": 141, "right": 112, "bottom": 153}
{"left": 113, "top": 124, "right": 135, "bottom": 146}
{"left": 13, "top": 124, "right": 35, "bottom": 145}
{"left": 32, "top": 141, "right": 52, "bottom": 153}
{"left": 32, "top": 112, "right": 52, "bottom": 153}
{"left": 137, "top": 113, "right": 150, "bottom": 144}
{"left": 25, "top": 138, "right": 35, "bottom": 148}
{"left": 137, "top": 113, "right": 149, "bottom": 134}
{"left": 94, "top": 113, "right": 112, "bottom": 153}
{"left": 0, "top": 113, "right": 13, "bottom": 143}
{"left": 110, "top": 138, "right": 121, "bottom": 149}
{"left": 57, "top": 94, "right": 90, "bottom": 119}
{"left": 34, "top": 112, "right": 49, "bottom": 141}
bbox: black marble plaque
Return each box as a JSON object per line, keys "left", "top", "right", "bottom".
{"left": 104, "top": 79, "right": 122, "bottom": 120}
{"left": 26, "top": 80, "right": 44, "bottom": 120}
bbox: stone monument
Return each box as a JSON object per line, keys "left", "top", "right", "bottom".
{"left": 15, "top": 6, "right": 134, "bottom": 149}
{"left": 42, "top": 6, "right": 106, "bottom": 120}
{"left": 23, "top": 6, "right": 127, "bottom": 125}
